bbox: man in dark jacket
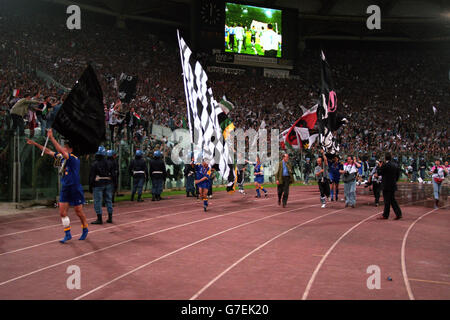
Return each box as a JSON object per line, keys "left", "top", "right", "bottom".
{"left": 90, "top": 146, "right": 116, "bottom": 224}
{"left": 419, "top": 157, "right": 427, "bottom": 182}
{"left": 411, "top": 157, "right": 418, "bottom": 182}
{"left": 129, "top": 149, "right": 148, "bottom": 202}
{"left": 275, "top": 153, "right": 295, "bottom": 208}
{"left": 149, "top": 150, "right": 167, "bottom": 201}
{"left": 184, "top": 156, "right": 196, "bottom": 197}
{"left": 377, "top": 153, "right": 402, "bottom": 220}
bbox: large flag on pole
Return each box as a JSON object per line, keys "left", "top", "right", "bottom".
{"left": 52, "top": 64, "right": 105, "bottom": 156}
{"left": 317, "top": 51, "right": 342, "bottom": 155}
{"left": 118, "top": 73, "right": 138, "bottom": 103}
{"left": 177, "top": 30, "right": 233, "bottom": 183}
{"left": 284, "top": 104, "right": 318, "bottom": 150}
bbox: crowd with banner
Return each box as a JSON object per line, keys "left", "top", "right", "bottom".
{"left": 0, "top": 4, "right": 449, "bottom": 203}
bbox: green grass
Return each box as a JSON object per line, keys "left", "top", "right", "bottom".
{"left": 225, "top": 37, "right": 281, "bottom": 58}
{"left": 106, "top": 178, "right": 422, "bottom": 203}
{"left": 113, "top": 181, "right": 309, "bottom": 202}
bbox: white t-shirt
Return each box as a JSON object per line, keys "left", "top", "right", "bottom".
{"left": 343, "top": 163, "right": 358, "bottom": 174}
{"left": 234, "top": 27, "right": 245, "bottom": 40}
{"left": 108, "top": 109, "right": 117, "bottom": 125}
{"left": 260, "top": 29, "right": 279, "bottom": 51}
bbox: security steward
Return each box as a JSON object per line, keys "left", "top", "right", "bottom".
{"left": 149, "top": 150, "right": 167, "bottom": 201}
{"left": 129, "top": 149, "right": 148, "bottom": 202}
{"left": 90, "top": 146, "right": 116, "bottom": 224}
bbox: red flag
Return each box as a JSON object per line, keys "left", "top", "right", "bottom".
{"left": 285, "top": 105, "right": 318, "bottom": 149}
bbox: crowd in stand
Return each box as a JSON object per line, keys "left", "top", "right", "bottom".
{"left": 0, "top": 5, "right": 448, "bottom": 185}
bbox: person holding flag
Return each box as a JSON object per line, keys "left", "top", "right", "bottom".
{"left": 315, "top": 149, "right": 330, "bottom": 208}
{"left": 125, "top": 106, "right": 140, "bottom": 141}
{"left": 26, "top": 129, "right": 89, "bottom": 243}
{"left": 328, "top": 155, "right": 343, "bottom": 202}
{"left": 195, "top": 158, "right": 212, "bottom": 212}
{"left": 247, "top": 156, "right": 268, "bottom": 198}
{"left": 33, "top": 95, "right": 52, "bottom": 136}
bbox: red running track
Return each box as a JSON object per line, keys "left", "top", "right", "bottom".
{"left": 0, "top": 184, "right": 448, "bottom": 300}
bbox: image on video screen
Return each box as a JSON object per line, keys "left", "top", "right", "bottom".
{"left": 225, "top": 2, "right": 282, "bottom": 58}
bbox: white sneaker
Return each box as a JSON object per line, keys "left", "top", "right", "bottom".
{"left": 321, "top": 204, "right": 326, "bottom": 208}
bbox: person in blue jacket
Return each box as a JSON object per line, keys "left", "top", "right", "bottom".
{"left": 195, "top": 158, "right": 212, "bottom": 212}
{"left": 328, "top": 155, "right": 343, "bottom": 202}
{"left": 249, "top": 156, "right": 268, "bottom": 198}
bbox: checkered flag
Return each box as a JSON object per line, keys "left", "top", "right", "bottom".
{"left": 177, "top": 31, "right": 232, "bottom": 180}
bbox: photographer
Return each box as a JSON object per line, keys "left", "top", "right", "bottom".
{"left": 366, "top": 159, "right": 383, "bottom": 206}
{"left": 430, "top": 159, "right": 448, "bottom": 209}
{"left": 340, "top": 155, "right": 361, "bottom": 208}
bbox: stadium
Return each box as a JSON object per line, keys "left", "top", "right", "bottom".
{"left": 0, "top": 0, "right": 449, "bottom": 309}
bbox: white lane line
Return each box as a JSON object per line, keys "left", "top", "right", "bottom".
{"left": 74, "top": 203, "right": 321, "bottom": 300}
{"left": 0, "top": 196, "right": 236, "bottom": 237}
{"left": 0, "top": 193, "right": 315, "bottom": 255}
{"left": 302, "top": 200, "right": 441, "bottom": 300}
{"left": 190, "top": 207, "right": 347, "bottom": 300}
{"left": 401, "top": 206, "right": 446, "bottom": 300}
{"left": 0, "top": 203, "right": 227, "bottom": 256}
{"left": 301, "top": 210, "right": 383, "bottom": 300}
{"left": 0, "top": 196, "right": 201, "bottom": 226}
{"left": 0, "top": 197, "right": 316, "bottom": 287}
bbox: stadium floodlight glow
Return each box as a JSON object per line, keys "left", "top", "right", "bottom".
{"left": 243, "top": 8, "right": 248, "bottom": 13}
{"left": 265, "top": 9, "right": 272, "bottom": 18}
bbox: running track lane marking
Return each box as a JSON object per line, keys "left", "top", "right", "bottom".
{"left": 302, "top": 209, "right": 391, "bottom": 300}
{"left": 74, "top": 203, "right": 321, "bottom": 300}
{"left": 0, "top": 194, "right": 244, "bottom": 238}
{"left": 0, "top": 202, "right": 229, "bottom": 256}
{"left": 189, "top": 207, "right": 347, "bottom": 300}
{"left": 0, "top": 197, "right": 317, "bottom": 286}
{"left": 0, "top": 185, "right": 286, "bottom": 226}
{"left": 409, "top": 278, "right": 450, "bottom": 286}
{"left": 302, "top": 202, "right": 443, "bottom": 300}
{"left": 0, "top": 195, "right": 316, "bottom": 256}
{"left": 0, "top": 189, "right": 286, "bottom": 236}
{"left": 0, "top": 196, "right": 213, "bottom": 226}
{"left": 401, "top": 205, "right": 447, "bottom": 300}
{"left": 0, "top": 195, "right": 239, "bottom": 237}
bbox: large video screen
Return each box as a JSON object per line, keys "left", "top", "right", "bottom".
{"left": 225, "top": 2, "right": 282, "bottom": 58}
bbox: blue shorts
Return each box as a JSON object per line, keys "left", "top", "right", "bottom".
{"left": 60, "top": 184, "right": 85, "bottom": 206}
{"left": 197, "top": 180, "right": 211, "bottom": 190}
{"left": 330, "top": 175, "right": 340, "bottom": 183}
{"left": 255, "top": 176, "right": 264, "bottom": 184}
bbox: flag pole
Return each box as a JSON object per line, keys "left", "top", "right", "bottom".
{"left": 177, "top": 30, "right": 194, "bottom": 145}
{"left": 41, "top": 132, "right": 49, "bottom": 156}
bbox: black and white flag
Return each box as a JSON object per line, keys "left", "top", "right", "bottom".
{"left": 118, "top": 73, "right": 138, "bottom": 103}
{"left": 317, "top": 51, "right": 347, "bottom": 156}
{"left": 177, "top": 31, "right": 232, "bottom": 181}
